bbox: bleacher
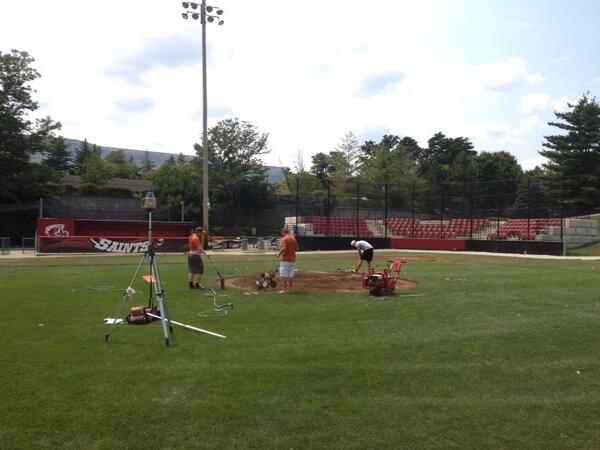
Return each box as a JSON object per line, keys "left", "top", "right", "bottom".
{"left": 488, "top": 218, "right": 561, "bottom": 240}
{"left": 301, "top": 216, "right": 373, "bottom": 237}
{"left": 386, "top": 218, "right": 420, "bottom": 235}
{"left": 386, "top": 217, "right": 489, "bottom": 238}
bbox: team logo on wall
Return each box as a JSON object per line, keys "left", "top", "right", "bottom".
{"left": 44, "top": 223, "right": 70, "bottom": 237}
{"left": 89, "top": 238, "right": 165, "bottom": 253}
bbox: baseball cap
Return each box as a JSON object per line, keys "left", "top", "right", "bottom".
{"left": 350, "top": 240, "right": 357, "bottom": 246}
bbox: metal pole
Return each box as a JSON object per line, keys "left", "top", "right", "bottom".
{"left": 356, "top": 181, "right": 360, "bottom": 238}
{"left": 440, "top": 186, "right": 444, "bottom": 239}
{"left": 411, "top": 182, "right": 415, "bottom": 238}
{"left": 383, "top": 184, "right": 388, "bottom": 238}
{"left": 469, "top": 181, "right": 474, "bottom": 239}
{"left": 39, "top": 198, "right": 43, "bottom": 218}
{"left": 295, "top": 175, "right": 299, "bottom": 236}
{"left": 526, "top": 178, "right": 531, "bottom": 240}
{"left": 181, "top": 201, "right": 185, "bottom": 222}
{"left": 201, "top": 0, "right": 209, "bottom": 236}
{"left": 326, "top": 179, "right": 331, "bottom": 237}
{"left": 560, "top": 179, "right": 564, "bottom": 241}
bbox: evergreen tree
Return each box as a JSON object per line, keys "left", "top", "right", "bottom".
{"left": 43, "top": 136, "right": 72, "bottom": 173}
{"left": 540, "top": 93, "right": 600, "bottom": 212}
{"left": 140, "top": 151, "right": 155, "bottom": 179}
{"left": 73, "top": 139, "right": 93, "bottom": 175}
{"left": 335, "top": 131, "right": 359, "bottom": 178}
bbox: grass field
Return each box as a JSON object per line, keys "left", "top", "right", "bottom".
{"left": 2, "top": 251, "right": 600, "bottom": 449}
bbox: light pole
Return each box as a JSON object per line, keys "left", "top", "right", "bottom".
{"left": 181, "top": 1, "right": 224, "bottom": 235}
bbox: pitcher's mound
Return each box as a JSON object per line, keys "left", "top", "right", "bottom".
{"left": 226, "top": 271, "right": 417, "bottom": 293}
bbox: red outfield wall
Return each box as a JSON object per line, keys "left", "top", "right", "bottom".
{"left": 37, "top": 218, "right": 191, "bottom": 253}
{"left": 389, "top": 238, "right": 466, "bottom": 251}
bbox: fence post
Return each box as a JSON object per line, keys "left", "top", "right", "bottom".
{"left": 526, "top": 178, "right": 531, "bottom": 240}
{"left": 411, "top": 182, "right": 416, "bottom": 238}
{"left": 497, "top": 206, "right": 501, "bottom": 238}
{"left": 440, "top": 186, "right": 444, "bottom": 239}
{"left": 469, "top": 181, "right": 474, "bottom": 239}
{"left": 383, "top": 183, "right": 388, "bottom": 238}
{"left": 326, "top": 179, "right": 331, "bottom": 237}
{"left": 295, "top": 176, "right": 300, "bottom": 236}
{"left": 560, "top": 179, "right": 564, "bottom": 241}
{"left": 356, "top": 181, "right": 360, "bottom": 238}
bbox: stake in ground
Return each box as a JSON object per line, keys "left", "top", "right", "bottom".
{"left": 1, "top": 252, "right": 600, "bottom": 449}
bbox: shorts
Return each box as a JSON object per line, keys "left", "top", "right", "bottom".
{"left": 360, "top": 248, "right": 374, "bottom": 262}
{"left": 188, "top": 253, "right": 204, "bottom": 274}
{"left": 279, "top": 261, "right": 295, "bottom": 278}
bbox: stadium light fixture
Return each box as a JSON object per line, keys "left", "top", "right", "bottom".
{"left": 180, "top": 0, "right": 225, "bottom": 237}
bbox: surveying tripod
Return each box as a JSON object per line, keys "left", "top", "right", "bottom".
{"left": 105, "top": 208, "right": 175, "bottom": 346}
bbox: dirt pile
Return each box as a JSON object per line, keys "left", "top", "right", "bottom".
{"left": 226, "top": 270, "right": 417, "bottom": 293}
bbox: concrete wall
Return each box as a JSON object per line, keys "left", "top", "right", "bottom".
{"left": 536, "top": 218, "right": 597, "bottom": 248}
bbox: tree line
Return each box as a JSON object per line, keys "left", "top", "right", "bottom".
{"left": 2, "top": 49, "right": 600, "bottom": 230}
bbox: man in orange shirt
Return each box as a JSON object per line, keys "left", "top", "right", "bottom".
{"left": 276, "top": 228, "right": 298, "bottom": 293}
{"left": 187, "top": 227, "right": 206, "bottom": 289}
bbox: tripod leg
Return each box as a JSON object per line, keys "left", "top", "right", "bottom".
{"left": 151, "top": 253, "right": 173, "bottom": 346}
{"left": 104, "top": 293, "right": 129, "bottom": 343}
{"left": 105, "top": 253, "right": 147, "bottom": 343}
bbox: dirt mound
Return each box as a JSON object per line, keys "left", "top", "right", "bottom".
{"left": 226, "top": 270, "right": 417, "bottom": 293}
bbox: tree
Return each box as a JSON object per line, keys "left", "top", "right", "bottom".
{"left": 140, "top": 151, "right": 155, "bottom": 179}
{"left": 194, "top": 118, "right": 269, "bottom": 207}
{"left": 417, "top": 132, "right": 477, "bottom": 214}
{"left": 540, "top": 93, "right": 600, "bottom": 213}
{"left": 151, "top": 160, "right": 201, "bottom": 217}
{"left": 514, "top": 167, "right": 550, "bottom": 216}
{"left": 474, "top": 151, "right": 523, "bottom": 214}
{"left": 357, "top": 134, "right": 416, "bottom": 208}
{"left": 79, "top": 152, "right": 112, "bottom": 184}
{"left": 105, "top": 149, "right": 137, "bottom": 179}
{"left": 73, "top": 139, "right": 94, "bottom": 175}
{"left": 335, "top": 131, "right": 360, "bottom": 178}
{"left": 0, "top": 49, "right": 63, "bottom": 202}
{"left": 43, "top": 135, "right": 71, "bottom": 173}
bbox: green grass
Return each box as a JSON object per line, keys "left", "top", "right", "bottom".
{"left": 2, "top": 251, "right": 600, "bottom": 449}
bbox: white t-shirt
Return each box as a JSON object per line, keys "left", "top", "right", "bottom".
{"left": 355, "top": 240, "right": 373, "bottom": 251}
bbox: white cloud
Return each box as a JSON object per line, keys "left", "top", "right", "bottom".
{"left": 520, "top": 92, "right": 552, "bottom": 113}
{"left": 478, "top": 57, "right": 544, "bottom": 93}
{"left": 552, "top": 96, "right": 570, "bottom": 112}
{"left": 513, "top": 115, "right": 544, "bottom": 136}
{"left": 521, "top": 157, "right": 547, "bottom": 170}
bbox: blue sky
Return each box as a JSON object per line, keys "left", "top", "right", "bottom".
{"left": 2, "top": 0, "right": 599, "bottom": 169}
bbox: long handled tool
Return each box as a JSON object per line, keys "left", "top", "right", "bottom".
{"left": 206, "top": 255, "right": 225, "bottom": 290}
{"left": 146, "top": 312, "right": 226, "bottom": 338}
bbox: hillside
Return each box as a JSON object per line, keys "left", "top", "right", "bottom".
{"left": 55, "top": 139, "right": 285, "bottom": 184}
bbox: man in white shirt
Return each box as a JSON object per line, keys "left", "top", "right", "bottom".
{"left": 351, "top": 239, "right": 374, "bottom": 272}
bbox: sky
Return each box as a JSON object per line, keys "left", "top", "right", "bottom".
{"left": 2, "top": 0, "right": 600, "bottom": 169}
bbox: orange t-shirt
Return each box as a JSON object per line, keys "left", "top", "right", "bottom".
{"left": 280, "top": 234, "right": 298, "bottom": 262}
{"left": 188, "top": 234, "right": 202, "bottom": 253}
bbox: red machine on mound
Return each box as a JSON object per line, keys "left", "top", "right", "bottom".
{"left": 361, "top": 260, "right": 401, "bottom": 296}
{"left": 361, "top": 268, "right": 397, "bottom": 296}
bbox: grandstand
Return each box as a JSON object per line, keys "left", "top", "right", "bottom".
{"left": 488, "top": 218, "right": 561, "bottom": 240}
{"left": 298, "top": 216, "right": 373, "bottom": 237}
{"left": 288, "top": 215, "right": 596, "bottom": 247}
